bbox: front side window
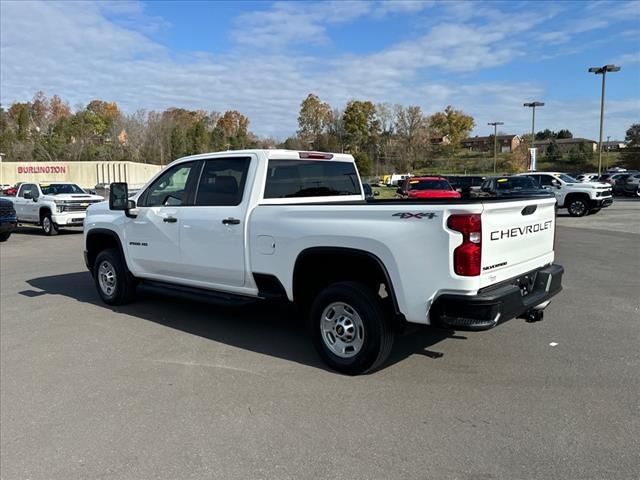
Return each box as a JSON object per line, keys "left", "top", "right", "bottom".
{"left": 139, "top": 161, "right": 198, "bottom": 207}
{"left": 195, "top": 157, "right": 251, "bottom": 206}
{"left": 264, "top": 160, "right": 361, "bottom": 198}
{"left": 19, "top": 184, "right": 36, "bottom": 198}
{"left": 538, "top": 175, "right": 555, "bottom": 187}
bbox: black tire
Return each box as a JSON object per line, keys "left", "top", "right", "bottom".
{"left": 41, "top": 212, "right": 59, "bottom": 236}
{"left": 589, "top": 208, "right": 601, "bottom": 215}
{"left": 567, "top": 196, "right": 589, "bottom": 217}
{"left": 0, "top": 232, "right": 10, "bottom": 242}
{"left": 308, "top": 281, "right": 394, "bottom": 375}
{"left": 93, "top": 248, "right": 137, "bottom": 305}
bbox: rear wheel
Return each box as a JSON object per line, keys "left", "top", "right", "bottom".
{"left": 308, "top": 281, "right": 394, "bottom": 375}
{"left": 41, "top": 213, "right": 58, "bottom": 236}
{"left": 93, "top": 248, "right": 137, "bottom": 305}
{"left": 567, "top": 197, "right": 588, "bottom": 217}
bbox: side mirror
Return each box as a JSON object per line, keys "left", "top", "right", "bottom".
{"left": 23, "top": 191, "right": 32, "bottom": 200}
{"left": 109, "top": 182, "right": 129, "bottom": 210}
{"left": 109, "top": 182, "right": 137, "bottom": 217}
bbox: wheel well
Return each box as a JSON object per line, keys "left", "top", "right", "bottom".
{"left": 565, "top": 192, "right": 589, "bottom": 204}
{"left": 292, "top": 248, "right": 400, "bottom": 316}
{"left": 39, "top": 207, "right": 51, "bottom": 221}
{"left": 86, "top": 230, "right": 122, "bottom": 271}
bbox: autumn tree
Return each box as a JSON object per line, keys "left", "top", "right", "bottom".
{"left": 297, "top": 93, "right": 331, "bottom": 148}
{"left": 429, "top": 105, "right": 475, "bottom": 151}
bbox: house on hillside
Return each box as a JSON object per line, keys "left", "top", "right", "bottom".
{"left": 430, "top": 135, "right": 450, "bottom": 146}
{"left": 461, "top": 135, "right": 521, "bottom": 153}
{"left": 533, "top": 138, "right": 597, "bottom": 154}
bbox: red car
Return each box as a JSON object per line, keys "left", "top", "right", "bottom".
{"left": 400, "top": 177, "right": 461, "bottom": 199}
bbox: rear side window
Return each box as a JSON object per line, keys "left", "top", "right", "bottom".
{"left": 195, "top": 157, "right": 251, "bottom": 206}
{"left": 264, "top": 160, "right": 361, "bottom": 198}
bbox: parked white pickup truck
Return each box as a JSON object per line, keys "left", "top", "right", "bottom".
{"left": 10, "top": 182, "right": 103, "bottom": 235}
{"left": 517, "top": 172, "right": 613, "bottom": 216}
{"left": 84, "top": 150, "right": 564, "bottom": 374}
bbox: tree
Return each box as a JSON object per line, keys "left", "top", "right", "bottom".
{"left": 535, "top": 129, "right": 554, "bottom": 140}
{"left": 353, "top": 151, "right": 373, "bottom": 176}
{"left": 545, "top": 139, "right": 562, "bottom": 163}
{"left": 343, "top": 100, "right": 376, "bottom": 153}
{"left": 395, "top": 105, "right": 429, "bottom": 170}
{"left": 625, "top": 123, "right": 640, "bottom": 147}
{"left": 428, "top": 105, "right": 475, "bottom": 151}
{"left": 568, "top": 142, "right": 594, "bottom": 166}
{"left": 297, "top": 93, "right": 331, "bottom": 147}
{"left": 556, "top": 129, "right": 573, "bottom": 139}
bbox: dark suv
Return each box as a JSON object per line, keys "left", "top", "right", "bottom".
{"left": 0, "top": 198, "right": 17, "bottom": 242}
{"left": 479, "top": 176, "right": 552, "bottom": 198}
{"left": 444, "top": 175, "right": 486, "bottom": 197}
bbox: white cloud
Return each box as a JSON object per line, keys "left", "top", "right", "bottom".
{"left": 1, "top": 0, "right": 637, "bottom": 141}
{"left": 231, "top": 1, "right": 373, "bottom": 49}
{"left": 613, "top": 52, "right": 640, "bottom": 65}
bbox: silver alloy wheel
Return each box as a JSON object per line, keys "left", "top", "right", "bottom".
{"left": 569, "top": 199, "right": 586, "bottom": 216}
{"left": 636, "top": 187, "right": 640, "bottom": 197}
{"left": 98, "top": 261, "right": 117, "bottom": 297}
{"left": 42, "top": 216, "right": 51, "bottom": 233}
{"left": 320, "top": 302, "right": 365, "bottom": 358}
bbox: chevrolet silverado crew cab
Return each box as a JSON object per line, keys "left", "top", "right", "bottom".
{"left": 10, "top": 182, "right": 103, "bottom": 235}
{"left": 517, "top": 172, "right": 612, "bottom": 217}
{"left": 84, "top": 150, "right": 564, "bottom": 375}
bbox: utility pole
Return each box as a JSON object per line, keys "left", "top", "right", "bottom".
{"left": 588, "top": 64, "right": 621, "bottom": 175}
{"left": 487, "top": 122, "right": 504, "bottom": 174}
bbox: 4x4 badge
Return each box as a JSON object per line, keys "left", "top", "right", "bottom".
{"left": 392, "top": 212, "right": 438, "bottom": 219}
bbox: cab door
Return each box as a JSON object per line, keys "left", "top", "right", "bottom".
{"left": 123, "top": 161, "right": 201, "bottom": 278}
{"left": 179, "top": 156, "right": 254, "bottom": 287}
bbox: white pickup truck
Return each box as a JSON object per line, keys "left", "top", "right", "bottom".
{"left": 517, "top": 172, "right": 613, "bottom": 216}
{"left": 10, "top": 182, "right": 103, "bottom": 235}
{"left": 84, "top": 150, "right": 564, "bottom": 374}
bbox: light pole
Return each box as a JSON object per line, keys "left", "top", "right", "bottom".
{"left": 523, "top": 102, "right": 544, "bottom": 171}
{"left": 588, "top": 64, "right": 621, "bottom": 175}
{"left": 488, "top": 122, "right": 504, "bottom": 174}
{"left": 606, "top": 135, "right": 610, "bottom": 170}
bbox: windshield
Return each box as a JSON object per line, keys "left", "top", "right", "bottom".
{"left": 495, "top": 177, "right": 538, "bottom": 190}
{"left": 556, "top": 174, "right": 578, "bottom": 183}
{"left": 40, "top": 183, "right": 85, "bottom": 195}
{"left": 408, "top": 179, "right": 452, "bottom": 191}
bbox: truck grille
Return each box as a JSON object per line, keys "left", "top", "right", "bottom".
{"left": 60, "top": 201, "right": 100, "bottom": 212}
{"left": 0, "top": 202, "right": 16, "bottom": 217}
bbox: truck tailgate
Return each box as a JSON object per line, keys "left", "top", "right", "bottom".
{"left": 480, "top": 197, "right": 556, "bottom": 288}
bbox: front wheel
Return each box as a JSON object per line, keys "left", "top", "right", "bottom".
{"left": 309, "top": 281, "right": 394, "bottom": 375}
{"left": 567, "top": 197, "right": 588, "bottom": 217}
{"left": 636, "top": 187, "right": 640, "bottom": 198}
{"left": 93, "top": 248, "right": 137, "bottom": 305}
{"left": 0, "top": 232, "right": 10, "bottom": 242}
{"left": 41, "top": 213, "right": 59, "bottom": 236}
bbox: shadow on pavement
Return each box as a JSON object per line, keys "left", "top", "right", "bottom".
{"left": 24, "top": 271, "right": 457, "bottom": 373}
{"left": 13, "top": 226, "right": 83, "bottom": 236}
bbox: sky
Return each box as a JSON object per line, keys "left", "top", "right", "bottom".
{"left": 1, "top": 0, "right": 639, "bottom": 140}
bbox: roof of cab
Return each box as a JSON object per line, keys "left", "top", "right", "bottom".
{"left": 174, "top": 149, "right": 356, "bottom": 163}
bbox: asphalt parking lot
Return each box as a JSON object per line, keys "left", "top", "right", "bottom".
{"left": 1, "top": 200, "right": 639, "bottom": 480}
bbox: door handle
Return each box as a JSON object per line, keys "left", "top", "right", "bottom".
{"left": 222, "top": 217, "right": 240, "bottom": 225}
{"left": 163, "top": 216, "right": 177, "bottom": 223}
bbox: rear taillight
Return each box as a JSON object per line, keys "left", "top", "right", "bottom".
{"left": 447, "top": 214, "right": 482, "bottom": 276}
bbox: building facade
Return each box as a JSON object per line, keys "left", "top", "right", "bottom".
{"left": 461, "top": 135, "right": 521, "bottom": 153}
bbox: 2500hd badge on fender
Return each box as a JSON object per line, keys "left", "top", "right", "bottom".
{"left": 84, "top": 150, "right": 564, "bottom": 375}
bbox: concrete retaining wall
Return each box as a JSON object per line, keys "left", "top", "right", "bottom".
{"left": 0, "top": 161, "right": 162, "bottom": 189}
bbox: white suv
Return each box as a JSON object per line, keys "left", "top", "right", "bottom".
{"left": 519, "top": 172, "right": 613, "bottom": 216}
